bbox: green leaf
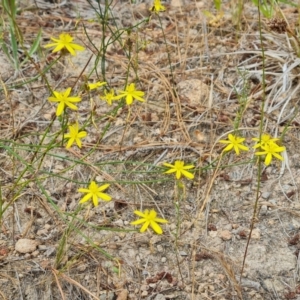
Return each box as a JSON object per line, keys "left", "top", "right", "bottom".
{"left": 214, "top": 0, "right": 222, "bottom": 11}
{"left": 2, "top": 0, "right": 16, "bottom": 18}
{"left": 9, "top": 26, "right": 19, "bottom": 70}
{"left": 0, "top": 40, "right": 14, "bottom": 64}
{"left": 20, "top": 29, "right": 42, "bottom": 67}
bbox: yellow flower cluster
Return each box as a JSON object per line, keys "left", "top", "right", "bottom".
{"left": 219, "top": 133, "right": 285, "bottom": 166}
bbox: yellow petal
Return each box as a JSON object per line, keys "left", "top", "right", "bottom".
{"left": 99, "top": 193, "right": 111, "bottom": 201}
{"left": 97, "top": 184, "right": 110, "bottom": 192}
{"left": 181, "top": 170, "right": 194, "bottom": 179}
{"left": 140, "top": 221, "right": 150, "bottom": 232}
{"left": 150, "top": 221, "right": 163, "bottom": 234}
{"left": 131, "top": 219, "right": 146, "bottom": 225}
{"left": 134, "top": 210, "right": 147, "bottom": 218}
{"left": 79, "top": 193, "right": 92, "bottom": 203}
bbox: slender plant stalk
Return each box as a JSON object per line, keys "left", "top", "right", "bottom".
{"left": 240, "top": 0, "right": 267, "bottom": 280}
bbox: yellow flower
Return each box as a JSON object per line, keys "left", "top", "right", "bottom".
{"left": 131, "top": 209, "right": 168, "bottom": 234}
{"left": 219, "top": 133, "right": 249, "bottom": 155}
{"left": 150, "top": 0, "right": 166, "bottom": 12}
{"left": 78, "top": 181, "right": 111, "bottom": 207}
{"left": 100, "top": 89, "right": 118, "bottom": 105}
{"left": 48, "top": 88, "right": 81, "bottom": 116}
{"left": 115, "top": 83, "right": 145, "bottom": 105}
{"left": 44, "top": 33, "right": 85, "bottom": 56}
{"left": 163, "top": 160, "right": 194, "bottom": 180}
{"left": 254, "top": 141, "right": 285, "bottom": 166}
{"left": 252, "top": 134, "right": 279, "bottom": 149}
{"left": 64, "top": 122, "right": 87, "bottom": 149}
{"left": 88, "top": 81, "right": 106, "bottom": 90}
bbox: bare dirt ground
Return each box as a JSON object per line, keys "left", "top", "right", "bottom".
{"left": 1, "top": 0, "right": 300, "bottom": 299}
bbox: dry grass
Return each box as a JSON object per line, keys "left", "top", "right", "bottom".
{"left": 1, "top": 0, "right": 300, "bottom": 299}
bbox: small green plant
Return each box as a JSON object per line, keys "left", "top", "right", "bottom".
{"left": 251, "top": 0, "right": 274, "bottom": 18}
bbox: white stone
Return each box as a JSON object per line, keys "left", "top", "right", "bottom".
{"left": 15, "top": 239, "right": 39, "bottom": 254}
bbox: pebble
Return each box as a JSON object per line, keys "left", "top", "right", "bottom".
{"left": 113, "top": 219, "right": 123, "bottom": 227}
{"left": 99, "top": 292, "right": 115, "bottom": 300}
{"left": 153, "top": 294, "right": 166, "bottom": 300}
{"left": 15, "top": 239, "right": 39, "bottom": 254}
{"left": 223, "top": 224, "right": 232, "bottom": 231}
{"left": 31, "top": 250, "right": 39, "bottom": 257}
{"left": 141, "top": 291, "right": 148, "bottom": 297}
{"left": 260, "top": 205, "right": 268, "bottom": 215}
{"left": 44, "top": 224, "right": 51, "bottom": 230}
{"left": 38, "top": 245, "right": 48, "bottom": 251}
{"left": 208, "top": 231, "right": 218, "bottom": 237}
{"left": 262, "top": 192, "right": 270, "bottom": 199}
{"left": 157, "top": 245, "right": 163, "bottom": 252}
{"left": 37, "top": 229, "right": 48, "bottom": 236}
{"left": 150, "top": 235, "right": 162, "bottom": 244}
{"left": 219, "top": 230, "right": 232, "bottom": 241}
{"left": 179, "top": 251, "right": 188, "bottom": 256}
{"left": 45, "top": 246, "right": 56, "bottom": 257}
{"left": 77, "top": 264, "right": 87, "bottom": 272}
{"left": 161, "top": 257, "right": 167, "bottom": 263}
{"left": 116, "top": 289, "right": 128, "bottom": 300}
{"left": 251, "top": 228, "right": 261, "bottom": 239}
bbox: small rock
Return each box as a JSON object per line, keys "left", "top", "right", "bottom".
{"left": 153, "top": 294, "right": 166, "bottom": 300}
{"left": 169, "top": 224, "right": 177, "bottom": 231}
{"left": 77, "top": 263, "right": 87, "bottom": 272}
{"left": 232, "top": 224, "right": 239, "bottom": 229}
{"left": 113, "top": 219, "right": 124, "bottom": 227}
{"left": 260, "top": 205, "right": 268, "bottom": 215}
{"left": 157, "top": 245, "right": 163, "bottom": 252}
{"left": 262, "top": 192, "right": 270, "bottom": 199}
{"left": 177, "top": 79, "right": 209, "bottom": 106}
{"left": 219, "top": 230, "right": 232, "bottom": 241}
{"left": 37, "top": 229, "right": 48, "bottom": 236}
{"left": 38, "top": 245, "right": 47, "bottom": 251}
{"left": 43, "top": 113, "right": 53, "bottom": 120}
{"left": 161, "top": 257, "right": 167, "bottom": 263}
{"left": 116, "top": 289, "right": 128, "bottom": 300}
{"left": 44, "top": 224, "right": 51, "bottom": 230}
{"left": 208, "top": 231, "right": 218, "bottom": 237}
{"left": 141, "top": 291, "right": 148, "bottom": 297}
{"left": 251, "top": 228, "right": 261, "bottom": 239}
{"left": 140, "top": 284, "right": 148, "bottom": 291}
{"left": 45, "top": 246, "right": 56, "bottom": 257}
{"left": 179, "top": 251, "right": 188, "bottom": 256}
{"left": 31, "top": 250, "right": 39, "bottom": 257}
{"left": 150, "top": 234, "right": 162, "bottom": 245}
{"left": 15, "top": 239, "right": 39, "bottom": 254}
{"left": 100, "top": 292, "right": 115, "bottom": 300}
{"left": 223, "top": 224, "right": 232, "bottom": 231}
